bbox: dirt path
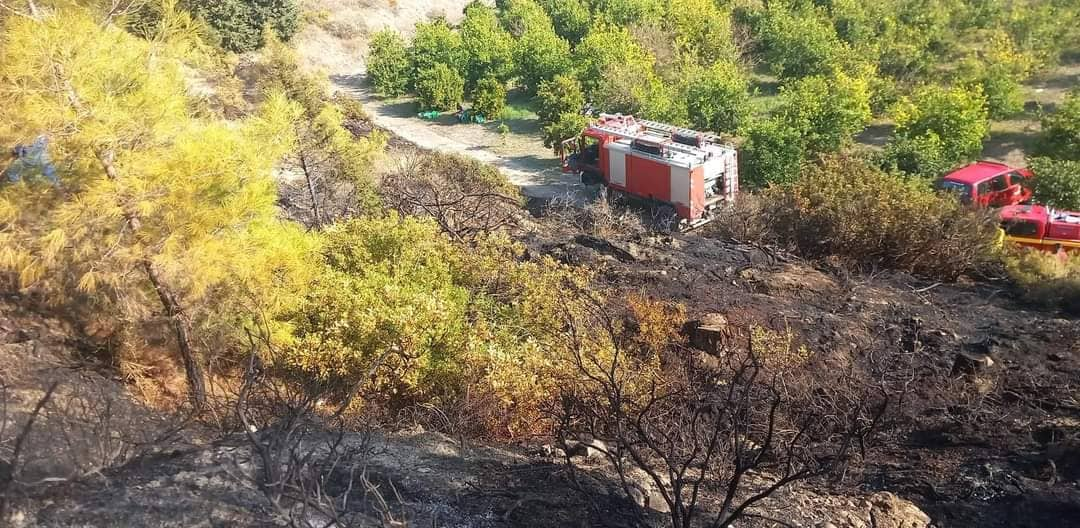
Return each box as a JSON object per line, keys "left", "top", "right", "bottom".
{"left": 294, "top": 0, "right": 591, "bottom": 202}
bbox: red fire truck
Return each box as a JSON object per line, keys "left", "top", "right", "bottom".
{"left": 561, "top": 114, "right": 739, "bottom": 229}
{"left": 1000, "top": 204, "right": 1080, "bottom": 253}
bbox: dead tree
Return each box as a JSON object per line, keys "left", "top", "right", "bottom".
{"left": 236, "top": 332, "right": 406, "bottom": 528}
{"left": 380, "top": 152, "right": 522, "bottom": 243}
{"left": 555, "top": 297, "right": 896, "bottom": 528}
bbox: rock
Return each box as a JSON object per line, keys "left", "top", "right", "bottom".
{"left": 866, "top": 492, "right": 931, "bottom": 528}
{"left": 573, "top": 235, "right": 640, "bottom": 263}
{"left": 951, "top": 349, "right": 995, "bottom": 376}
{"left": 624, "top": 467, "right": 670, "bottom": 513}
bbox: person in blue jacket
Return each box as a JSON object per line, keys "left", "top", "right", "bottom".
{"left": 3, "top": 136, "right": 58, "bottom": 185}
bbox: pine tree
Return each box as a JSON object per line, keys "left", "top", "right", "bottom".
{"left": 0, "top": 8, "right": 315, "bottom": 408}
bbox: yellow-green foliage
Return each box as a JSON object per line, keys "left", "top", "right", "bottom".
{"left": 750, "top": 326, "right": 811, "bottom": 371}
{"left": 282, "top": 216, "right": 594, "bottom": 436}
{"left": 1004, "top": 248, "right": 1080, "bottom": 312}
{"left": 765, "top": 155, "right": 998, "bottom": 279}
{"left": 0, "top": 9, "right": 317, "bottom": 347}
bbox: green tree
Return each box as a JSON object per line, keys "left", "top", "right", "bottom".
{"left": 460, "top": 3, "right": 516, "bottom": 87}
{"left": 776, "top": 72, "right": 872, "bottom": 154}
{"left": 497, "top": 0, "right": 553, "bottom": 37}
{"left": 0, "top": 9, "right": 317, "bottom": 407}
{"left": 1028, "top": 157, "right": 1080, "bottom": 210}
{"left": 889, "top": 84, "right": 989, "bottom": 170}
{"left": 515, "top": 26, "right": 572, "bottom": 93}
{"left": 682, "top": 61, "right": 751, "bottom": 134}
{"left": 754, "top": 5, "right": 849, "bottom": 79}
{"left": 879, "top": 133, "right": 953, "bottom": 179}
{"left": 367, "top": 30, "right": 411, "bottom": 97}
{"left": 536, "top": 0, "right": 590, "bottom": 44}
{"left": 740, "top": 118, "right": 807, "bottom": 187}
{"left": 409, "top": 18, "right": 466, "bottom": 80}
{"left": 415, "top": 63, "right": 465, "bottom": 111}
{"left": 543, "top": 112, "right": 590, "bottom": 153}
{"left": 185, "top": 0, "right": 299, "bottom": 52}
{"left": 573, "top": 24, "right": 655, "bottom": 95}
{"left": 666, "top": 0, "right": 737, "bottom": 65}
{"left": 471, "top": 77, "right": 507, "bottom": 119}
{"left": 535, "top": 74, "right": 585, "bottom": 126}
{"left": 1036, "top": 88, "right": 1080, "bottom": 161}
{"left": 260, "top": 35, "right": 386, "bottom": 224}
{"left": 591, "top": 0, "right": 664, "bottom": 26}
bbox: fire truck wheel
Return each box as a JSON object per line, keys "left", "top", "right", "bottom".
{"left": 579, "top": 171, "right": 601, "bottom": 186}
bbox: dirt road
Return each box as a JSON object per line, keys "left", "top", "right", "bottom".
{"left": 294, "top": 0, "right": 592, "bottom": 201}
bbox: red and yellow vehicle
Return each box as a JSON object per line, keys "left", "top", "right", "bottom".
{"left": 1000, "top": 204, "right": 1080, "bottom": 253}
{"left": 937, "top": 161, "right": 1033, "bottom": 207}
{"left": 560, "top": 114, "right": 739, "bottom": 229}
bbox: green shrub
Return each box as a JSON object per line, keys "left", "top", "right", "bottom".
{"left": 460, "top": 3, "right": 516, "bottom": 86}
{"left": 591, "top": 0, "right": 664, "bottom": 26}
{"left": 754, "top": 5, "right": 848, "bottom": 79}
{"left": 740, "top": 118, "right": 807, "bottom": 188}
{"left": 366, "top": 30, "right": 410, "bottom": 97}
{"left": 535, "top": 74, "right": 584, "bottom": 126}
{"left": 1036, "top": 88, "right": 1080, "bottom": 161}
{"left": 471, "top": 77, "right": 507, "bottom": 119}
{"left": 1028, "top": 157, "right": 1080, "bottom": 210}
{"left": 409, "top": 18, "right": 466, "bottom": 79}
{"left": 498, "top": 0, "right": 553, "bottom": 37}
{"left": 683, "top": 61, "right": 751, "bottom": 135}
{"left": 888, "top": 84, "right": 989, "bottom": 173}
{"left": 542, "top": 112, "right": 589, "bottom": 153}
{"left": 879, "top": 132, "right": 954, "bottom": 179}
{"left": 536, "top": 0, "right": 590, "bottom": 44}
{"left": 514, "top": 27, "right": 572, "bottom": 93}
{"left": 573, "top": 24, "right": 653, "bottom": 94}
{"left": 415, "top": 63, "right": 465, "bottom": 111}
{"left": 1004, "top": 248, "right": 1080, "bottom": 314}
{"left": 765, "top": 154, "right": 998, "bottom": 279}
{"left": 776, "top": 72, "right": 872, "bottom": 154}
{"left": 185, "top": 0, "right": 299, "bottom": 53}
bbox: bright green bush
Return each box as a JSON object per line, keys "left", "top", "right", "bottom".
{"left": 460, "top": 3, "right": 516, "bottom": 86}
{"left": 572, "top": 24, "right": 653, "bottom": 94}
{"left": 415, "top": 63, "right": 465, "bottom": 111}
{"left": 740, "top": 118, "right": 807, "bottom": 188}
{"left": 536, "top": 0, "right": 590, "bottom": 44}
{"left": 765, "top": 154, "right": 999, "bottom": 279}
{"left": 879, "top": 133, "right": 954, "bottom": 180}
{"left": 498, "top": 0, "right": 553, "bottom": 37}
{"left": 471, "top": 77, "right": 507, "bottom": 119}
{"left": 753, "top": 5, "right": 849, "bottom": 79}
{"left": 366, "top": 30, "right": 410, "bottom": 97}
{"left": 776, "top": 72, "right": 872, "bottom": 154}
{"left": 1036, "top": 88, "right": 1080, "bottom": 161}
{"left": 535, "top": 74, "right": 585, "bottom": 126}
{"left": 666, "top": 0, "right": 737, "bottom": 65}
{"left": 1028, "top": 157, "right": 1080, "bottom": 211}
{"left": 542, "top": 112, "right": 589, "bottom": 152}
{"left": 514, "top": 26, "right": 572, "bottom": 93}
{"left": 590, "top": 0, "right": 664, "bottom": 26}
{"left": 186, "top": 0, "right": 299, "bottom": 52}
{"left": 409, "top": 18, "right": 466, "bottom": 79}
{"left": 682, "top": 61, "right": 751, "bottom": 134}
{"left": 888, "top": 84, "right": 989, "bottom": 171}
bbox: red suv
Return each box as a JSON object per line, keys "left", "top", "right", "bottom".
{"left": 937, "top": 161, "right": 1033, "bottom": 207}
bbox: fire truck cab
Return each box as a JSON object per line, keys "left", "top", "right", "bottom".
{"left": 561, "top": 114, "right": 738, "bottom": 228}
{"left": 1000, "top": 204, "right": 1080, "bottom": 253}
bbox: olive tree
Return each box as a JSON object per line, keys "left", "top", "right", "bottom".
{"left": 471, "top": 77, "right": 507, "bottom": 119}
{"left": 776, "top": 72, "right": 872, "bottom": 154}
